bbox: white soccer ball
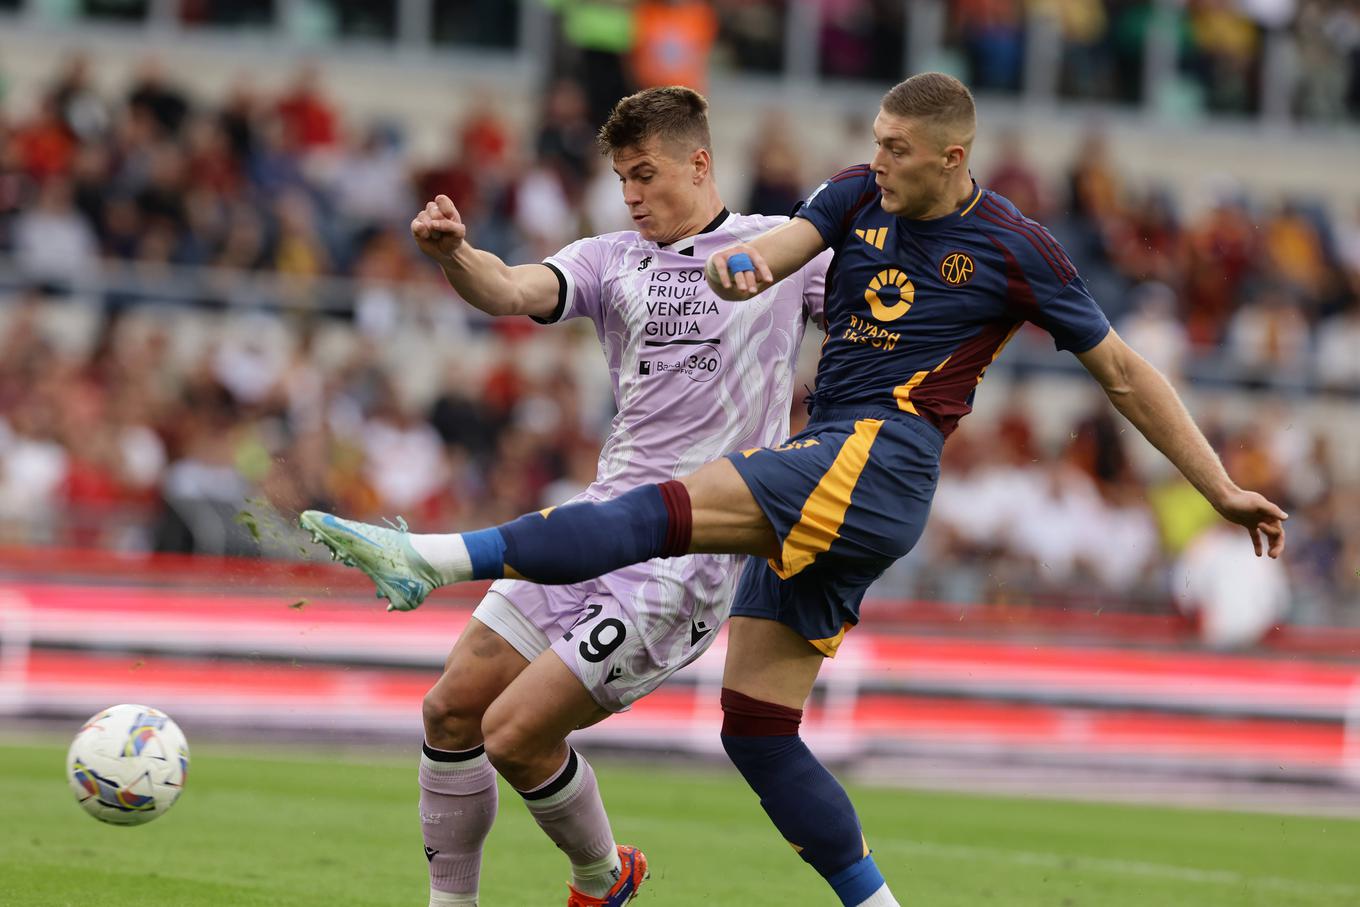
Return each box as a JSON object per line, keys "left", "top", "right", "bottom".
{"left": 67, "top": 704, "right": 189, "bottom": 826}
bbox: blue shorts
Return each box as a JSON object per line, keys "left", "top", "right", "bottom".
{"left": 725, "top": 406, "right": 943, "bottom": 656}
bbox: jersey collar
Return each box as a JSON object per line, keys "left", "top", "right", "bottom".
{"left": 658, "top": 208, "right": 731, "bottom": 256}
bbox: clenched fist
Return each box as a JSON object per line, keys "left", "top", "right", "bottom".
{"left": 411, "top": 194, "right": 468, "bottom": 264}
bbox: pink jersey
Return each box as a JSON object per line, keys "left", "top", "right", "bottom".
{"left": 489, "top": 211, "right": 828, "bottom": 707}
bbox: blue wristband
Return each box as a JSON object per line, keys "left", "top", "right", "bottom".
{"left": 728, "top": 252, "right": 755, "bottom": 275}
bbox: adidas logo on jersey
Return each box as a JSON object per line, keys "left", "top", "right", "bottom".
{"left": 855, "top": 226, "right": 887, "bottom": 250}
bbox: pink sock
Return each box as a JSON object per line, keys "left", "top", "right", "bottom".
{"left": 519, "top": 748, "right": 620, "bottom": 896}
{"left": 419, "top": 741, "right": 498, "bottom": 900}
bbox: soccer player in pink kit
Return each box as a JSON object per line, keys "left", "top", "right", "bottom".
{"left": 331, "top": 87, "right": 826, "bottom": 907}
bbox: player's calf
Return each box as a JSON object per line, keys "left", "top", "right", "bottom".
{"left": 720, "top": 688, "right": 899, "bottom": 907}
{"left": 418, "top": 616, "right": 537, "bottom": 905}
{"left": 480, "top": 651, "right": 631, "bottom": 901}
{"left": 513, "top": 748, "right": 631, "bottom": 904}
{"left": 420, "top": 740, "right": 498, "bottom": 907}
{"left": 467, "top": 481, "right": 693, "bottom": 583}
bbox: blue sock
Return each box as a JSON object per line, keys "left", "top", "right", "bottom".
{"left": 827, "top": 855, "right": 888, "bottom": 906}
{"left": 720, "top": 688, "right": 883, "bottom": 905}
{"left": 462, "top": 481, "right": 692, "bottom": 582}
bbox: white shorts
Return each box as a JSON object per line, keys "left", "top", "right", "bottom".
{"left": 474, "top": 559, "right": 738, "bottom": 713}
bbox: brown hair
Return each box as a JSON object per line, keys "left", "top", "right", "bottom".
{"left": 881, "top": 73, "right": 976, "bottom": 149}
{"left": 598, "top": 86, "right": 712, "bottom": 157}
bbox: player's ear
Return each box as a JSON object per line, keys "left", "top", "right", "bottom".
{"left": 941, "top": 144, "right": 966, "bottom": 173}
{"left": 691, "top": 147, "right": 710, "bottom": 183}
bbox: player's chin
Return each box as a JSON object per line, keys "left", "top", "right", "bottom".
{"left": 878, "top": 192, "right": 905, "bottom": 215}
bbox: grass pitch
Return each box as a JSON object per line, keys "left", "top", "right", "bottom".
{"left": 2, "top": 739, "right": 1357, "bottom": 906}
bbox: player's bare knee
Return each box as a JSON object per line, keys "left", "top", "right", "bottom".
{"left": 480, "top": 732, "right": 523, "bottom": 782}
{"left": 421, "top": 683, "right": 484, "bottom": 749}
{"left": 480, "top": 710, "right": 542, "bottom": 785}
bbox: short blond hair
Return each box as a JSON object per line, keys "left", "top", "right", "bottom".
{"left": 881, "top": 73, "right": 976, "bottom": 150}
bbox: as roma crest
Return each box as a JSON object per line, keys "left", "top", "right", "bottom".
{"left": 940, "top": 252, "right": 975, "bottom": 286}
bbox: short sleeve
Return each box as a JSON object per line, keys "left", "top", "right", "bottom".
{"left": 793, "top": 165, "right": 876, "bottom": 251}
{"left": 1033, "top": 274, "right": 1110, "bottom": 353}
{"left": 539, "top": 235, "right": 611, "bottom": 326}
{"left": 987, "top": 206, "right": 1111, "bottom": 354}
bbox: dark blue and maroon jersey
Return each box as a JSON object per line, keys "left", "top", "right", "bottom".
{"left": 795, "top": 165, "right": 1110, "bottom": 437}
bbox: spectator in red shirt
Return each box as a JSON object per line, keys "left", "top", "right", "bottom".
{"left": 275, "top": 63, "right": 339, "bottom": 151}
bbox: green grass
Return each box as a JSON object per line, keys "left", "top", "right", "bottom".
{"left": 3, "top": 739, "right": 1358, "bottom": 906}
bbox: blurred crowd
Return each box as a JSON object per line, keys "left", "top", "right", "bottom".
{"left": 554, "top": 0, "right": 1360, "bottom": 122}
{"left": 0, "top": 49, "right": 1357, "bottom": 629}
{"left": 996, "top": 129, "right": 1360, "bottom": 393}
{"left": 946, "top": 0, "right": 1360, "bottom": 119}
{"left": 885, "top": 392, "right": 1355, "bottom": 637}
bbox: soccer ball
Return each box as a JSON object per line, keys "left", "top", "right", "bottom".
{"left": 67, "top": 704, "right": 189, "bottom": 826}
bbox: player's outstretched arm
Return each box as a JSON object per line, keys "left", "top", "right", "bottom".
{"left": 411, "top": 194, "right": 560, "bottom": 319}
{"left": 1077, "top": 329, "right": 1288, "bottom": 558}
{"left": 705, "top": 217, "right": 826, "bottom": 301}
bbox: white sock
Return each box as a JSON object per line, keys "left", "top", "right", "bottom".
{"left": 855, "top": 883, "right": 900, "bottom": 907}
{"left": 408, "top": 533, "right": 473, "bottom": 585}
{"left": 429, "top": 891, "right": 478, "bottom": 906}
{"left": 570, "top": 849, "right": 624, "bottom": 897}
